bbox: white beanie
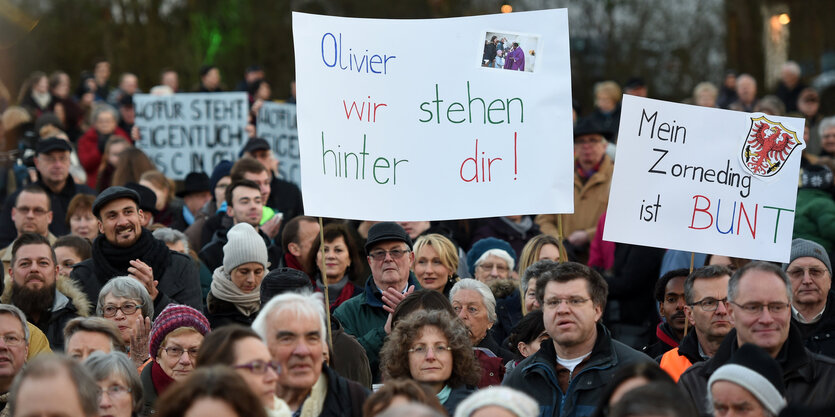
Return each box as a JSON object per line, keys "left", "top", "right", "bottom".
{"left": 707, "top": 344, "right": 787, "bottom": 416}
{"left": 453, "top": 386, "right": 539, "bottom": 417}
{"left": 223, "top": 222, "right": 269, "bottom": 273}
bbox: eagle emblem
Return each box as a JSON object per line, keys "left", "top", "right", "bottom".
{"left": 741, "top": 116, "right": 803, "bottom": 178}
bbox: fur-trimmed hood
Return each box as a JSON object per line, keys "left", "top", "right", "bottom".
{"left": 489, "top": 278, "right": 520, "bottom": 299}
{"left": 1, "top": 275, "right": 91, "bottom": 317}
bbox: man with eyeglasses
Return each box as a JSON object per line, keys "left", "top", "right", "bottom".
{"left": 784, "top": 238, "right": 835, "bottom": 358}
{"left": 334, "top": 222, "right": 421, "bottom": 383}
{"left": 5, "top": 233, "right": 87, "bottom": 351}
{"left": 679, "top": 261, "right": 835, "bottom": 417}
{"left": 503, "top": 262, "right": 653, "bottom": 416}
{"left": 659, "top": 265, "right": 732, "bottom": 381}
{"left": 535, "top": 117, "right": 614, "bottom": 261}
{"left": 0, "top": 138, "right": 95, "bottom": 247}
{"left": 0, "top": 185, "right": 57, "bottom": 271}
{"left": 0, "top": 304, "right": 30, "bottom": 415}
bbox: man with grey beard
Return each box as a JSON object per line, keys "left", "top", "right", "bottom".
{"left": 1, "top": 233, "right": 89, "bottom": 351}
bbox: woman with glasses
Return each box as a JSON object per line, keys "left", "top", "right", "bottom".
{"left": 84, "top": 351, "right": 144, "bottom": 417}
{"left": 97, "top": 276, "right": 154, "bottom": 369}
{"left": 197, "top": 325, "right": 290, "bottom": 417}
{"left": 379, "top": 309, "right": 480, "bottom": 416}
{"left": 140, "top": 304, "right": 211, "bottom": 416}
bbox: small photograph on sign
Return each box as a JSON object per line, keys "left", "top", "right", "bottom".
{"left": 481, "top": 31, "right": 539, "bottom": 73}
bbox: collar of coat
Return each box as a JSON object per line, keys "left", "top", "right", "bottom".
{"left": 1, "top": 275, "right": 91, "bottom": 317}
{"left": 704, "top": 325, "right": 814, "bottom": 382}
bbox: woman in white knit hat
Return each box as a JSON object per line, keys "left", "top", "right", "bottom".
{"left": 206, "top": 222, "right": 270, "bottom": 328}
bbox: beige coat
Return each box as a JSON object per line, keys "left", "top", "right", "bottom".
{"left": 535, "top": 155, "right": 614, "bottom": 241}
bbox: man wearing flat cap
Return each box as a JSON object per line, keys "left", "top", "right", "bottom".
{"left": 70, "top": 186, "right": 203, "bottom": 318}
{"left": 785, "top": 238, "right": 835, "bottom": 358}
{"left": 0, "top": 137, "right": 95, "bottom": 247}
{"left": 534, "top": 117, "right": 614, "bottom": 261}
{"left": 334, "top": 222, "right": 420, "bottom": 382}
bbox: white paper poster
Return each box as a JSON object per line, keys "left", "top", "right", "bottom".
{"left": 293, "top": 10, "right": 574, "bottom": 221}
{"left": 134, "top": 92, "right": 248, "bottom": 179}
{"left": 604, "top": 95, "right": 805, "bottom": 263}
{"left": 257, "top": 101, "right": 301, "bottom": 187}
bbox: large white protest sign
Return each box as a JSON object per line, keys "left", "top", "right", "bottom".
{"left": 134, "top": 92, "right": 248, "bottom": 179}
{"left": 257, "top": 101, "right": 301, "bottom": 187}
{"left": 293, "top": 10, "right": 573, "bottom": 221}
{"left": 604, "top": 95, "right": 805, "bottom": 263}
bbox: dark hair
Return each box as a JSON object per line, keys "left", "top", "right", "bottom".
{"left": 66, "top": 193, "right": 96, "bottom": 225}
{"left": 281, "top": 216, "right": 318, "bottom": 253}
{"left": 53, "top": 235, "right": 92, "bottom": 262}
{"left": 362, "top": 378, "right": 446, "bottom": 417}
{"left": 535, "top": 261, "right": 608, "bottom": 310}
{"left": 199, "top": 65, "right": 217, "bottom": 78}
{"left": 521, "top": 259, "right": 559, "bottom": 295}
{"left": 609, "top": 382, "right": 698, "bottom": 417}
{"left": 507, "top": 310, "right": 546, "bottom": 356}
{"left": 196, "top": 325, "right": 260, "bottom": 367}
{"left": 224, "top": 179, "right": 261, "bottom": 207}
{"left": 590, "top": 362, "right": 676, "bottom": 417}
{"left": 11, "top": 233, "right": 56, "bottom": 267}
{"left": 655, "top": 268, "right": 690, "bottom": 303}
{"left": 684, "top": 265, "right": 733, "bottom": 304}
{"left": 380, "top": 310, "right": 480, "bottom": 389}
{"left": 230, "top": 157, "right": 267, "bottom": 181}
{"left": 15, "top": 184, "right": 51, "bottom": 211}
{"left": 155, "top": 366, "right": 267, "bottom": 417}
{"left": 391, "top": 289, "right": 456, "bottom": 328}
{"left": 306, "top": 222, "right": 363, "bottom": 283}
{"left": 111, "top": 147, "right": 155, "bottom": 187}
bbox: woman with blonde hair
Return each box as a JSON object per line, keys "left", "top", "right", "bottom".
{"left": 412, "top": 234, "right": 459, "bottom": 296}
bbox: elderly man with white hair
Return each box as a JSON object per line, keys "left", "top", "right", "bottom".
{"left": 451, "top": 279, "right": 515, "bottom": 386}
{"left": 253, "top": 291, "right": 368, "bottom": 416}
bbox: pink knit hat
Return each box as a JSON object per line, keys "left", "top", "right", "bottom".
{"left": 149, "top": 304, "right": 211, "bottom": 359}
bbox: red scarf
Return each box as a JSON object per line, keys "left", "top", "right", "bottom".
{"left": 150, "top": 361, "right": 176, "bottom": 394}
{"left": 284, "top": 252, "right": 305, "bottom": 272}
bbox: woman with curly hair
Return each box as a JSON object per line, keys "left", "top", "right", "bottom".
{"left": 379, "top": 309, "right": 481, "bottom": 416}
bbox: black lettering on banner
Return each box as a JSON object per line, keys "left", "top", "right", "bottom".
{"left": 648, "top": 148, "right": 668, "bottom": 174}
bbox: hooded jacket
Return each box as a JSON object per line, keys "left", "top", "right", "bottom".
{"left": 1, "top": 276, "right": 91, "bottom": 351}
{"left": 678, "top": 327, "right": 835, "bottom": 417}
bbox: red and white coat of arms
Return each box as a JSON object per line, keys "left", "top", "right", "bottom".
{"left": 741, "top": 116, "right": 803, "bottom": 178}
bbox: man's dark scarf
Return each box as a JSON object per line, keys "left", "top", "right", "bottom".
{"left": 93, "top": 228, "right": 172, "bottom": 282}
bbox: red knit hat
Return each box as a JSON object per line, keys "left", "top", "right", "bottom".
{"left": 149, "top": 304, "right": 211, "bottom": 360}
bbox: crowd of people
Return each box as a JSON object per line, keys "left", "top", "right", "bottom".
{"left": 0, "top": 56, "right": 834, "bottom": 417}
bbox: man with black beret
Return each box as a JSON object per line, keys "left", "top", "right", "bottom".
{"left": 534, "top": 117, "right": 614, "bottom": 261}
{"left": 333, "top": 222, "right": 420, "bottom": 382}
{"left": 0, "top": 137, "right": 96, "bottom": 247}
{"left": 69, "top": 186, "right": 203, "bottom": 318}
{"left": 169, "top": 172, "right": 212, "bottom": 232}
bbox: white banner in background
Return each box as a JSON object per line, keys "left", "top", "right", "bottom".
{"left": 134, "top": 92, "right": 248, "bottom": 179}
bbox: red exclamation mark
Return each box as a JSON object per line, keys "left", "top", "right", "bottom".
{"left": 514, "top": 131, "right": 518, "bottom": 180}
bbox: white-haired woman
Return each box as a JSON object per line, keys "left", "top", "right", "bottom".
{"left": 84, "top": 351, "right": 145, "bottom": 417}
{"left": 450, "top": 279, "right": 515, "bottom": 387}
{"left": 97, "top": 276, "right": 153, "bottom": 369}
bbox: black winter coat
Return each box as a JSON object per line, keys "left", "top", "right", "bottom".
{"left": 71, "top": 251, "right": 203, "bottom": 318}
{"left": 679, "top": 327, "right": 835, "bottom": 417}
{"left": 792, "top": 290, "right": 835, "bottom": 359}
